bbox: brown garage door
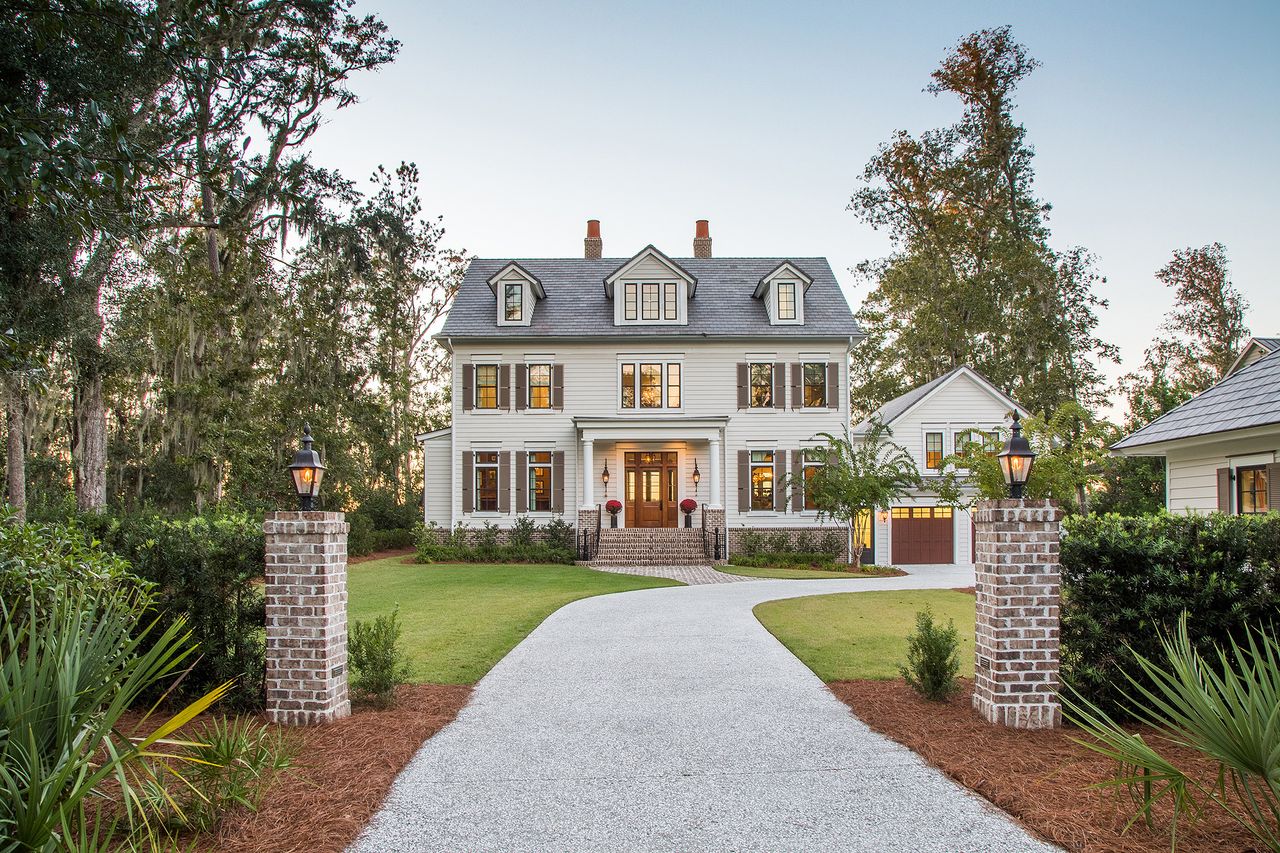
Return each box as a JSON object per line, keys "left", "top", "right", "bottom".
{"left": 891, "top": 506, "right": 954, "bottom": 564}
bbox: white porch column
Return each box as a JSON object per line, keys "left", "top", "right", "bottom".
{"left": 708, "top": 435, "right": 722, "bottom": 507}
{"left": 581, "top": 438, "right": 595, "bottom": 508}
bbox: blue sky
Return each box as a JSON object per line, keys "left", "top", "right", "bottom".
{"left": 308, "top": 0, "right": 1279, "bottom": 401}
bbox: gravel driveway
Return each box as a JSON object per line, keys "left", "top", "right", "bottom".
{"left": 350, "top": 564, "right": 1059, "bottom": 852}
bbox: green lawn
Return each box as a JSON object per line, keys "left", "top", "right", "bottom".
{"left": 718, "top": 565, "right": 902, "bottom": 580}
{"left": 754, "top": 589, "right": 976, "bottom": 681}
{"left": 347, "top": 557, "right": 680, "bottom": 683}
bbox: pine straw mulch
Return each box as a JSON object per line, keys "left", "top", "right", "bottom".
{"left": 196, "top": 683, "right": 470, "bottom": 853}
{"left": 829, "top": 679, "right": 1260, "bottom": 853}
{"left": 348, "top": 547, "right": 416, "bottom": 565}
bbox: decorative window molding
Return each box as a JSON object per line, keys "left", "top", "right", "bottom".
{"left": 487, "top": 263, "right": 544, "bottom": 327}
{"left": 754, "top": 261, "right": 812, "bottom": 326}
{"left": 604, "top": 246, "right": 695, "bottom": 327}
{"left": 618, "top": 359, "right": 683, "bottom": 411}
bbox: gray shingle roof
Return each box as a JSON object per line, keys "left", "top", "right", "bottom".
{"left": 1113, "top": 349, "right": 1280, "bottom": 450}
{"left": 440, "top": 257, "right": 860, "bottom": 339}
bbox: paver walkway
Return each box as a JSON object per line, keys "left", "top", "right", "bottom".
{"left": 351, "top": 565, "right": 1059, "bottom": 852}
{"left": 590, "top": 563, "right": 757, "bottom": 584}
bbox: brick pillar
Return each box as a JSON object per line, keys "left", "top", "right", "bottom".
{"left": 263, "top": 511, "right": 350, "bottom": 725}
{"left": 577, "top": 507, "right": 601, "bottom": 561}
{"left": 701, "top": 506, "right": 726, "bottom": 563}
{"left": 972, "top": 499, "right": 1063, "bottom": 729}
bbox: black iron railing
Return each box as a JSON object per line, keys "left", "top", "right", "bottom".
{"left": 578, "top": 504, "right": 603, "bottom": 561}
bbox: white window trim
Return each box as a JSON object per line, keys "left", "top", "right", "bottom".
{"left": 472, "top": 447, "right": 502, "bottom": 514}
{"left": 524, "top": 449, "right": 555, "bottom": 514}
{"left": 525, "top": 362, "right": 554, "bottom": 412}
{"left": 616, "top": 355, "right": 685, "bottom": 414}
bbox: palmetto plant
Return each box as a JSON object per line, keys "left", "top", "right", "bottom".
{"left": 0, "top": 590, "right": 231, "bottom": 851}
{"left": 1063, "top": 615, "right": 1280, "bottom": 851}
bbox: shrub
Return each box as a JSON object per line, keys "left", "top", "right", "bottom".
{"left": 349, "top": 606, "right": 413, "bottom": 707}
{"left": 141, "top": 716, "right": 296, "bottom": 836}
{"left": 900, "top": 607, "right": 961, "bottom": 701}
{"left": 0, "top": 588, "right": 231, "bottom": 850}
{"left": 347, "top": 490, "right": 419, "bottom": 557}
{"left": 510, "top": 515, "right": 538, "bottom": 547}
{"left": 730, "top": 552, "right": 844, "bottom": 570}
{"left": 1065, "top": 616, "right": 1280, "bottom": 852}
{"left": 1061, "top": 512, "right": 1280, "bottom": 716}
{"left": 414, "top": 519, "right": 575, "bottom": 565}
{"left": 542, "top": 516, "right": 575, "bottom": 551}
{"left": 99, "top": 511, "right": 268, "bottom": 710}
{"left": 347, "top": 510, "right": 377, "bottom": 556}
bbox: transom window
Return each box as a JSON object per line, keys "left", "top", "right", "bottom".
{"left": 504, "top": 283, "right": 522, "bottom": 321}
{"left": 1238, "top": 466, "right": 1270, "bottom": 515}
{"left": 620, "top": 362, "right": 682, "bottom": 410}
{"left": 475, "top": 365, "right": 498, "bottom": 410}
{"left": 528, "top": 451, "right": 552, "bottom": 512}
{"left": 925, "top": 432, "right": 944, "bottom": 470}
{"left": 749, "top": 363, "right": 773, "bottom": 408}
{"left": 528, "top": 364, "right": 551, "bottom": 409}
{"left": 803, "top": 362, "right": 827, "bottom": 407}
{"left": 750, "top": 450, "right": 775, "bottom": 511}
{"left": 777, "top": 282, "right": 797, "bottom": 320}
{"left": 475, "top": 451, "right": 499, "bottom": 512}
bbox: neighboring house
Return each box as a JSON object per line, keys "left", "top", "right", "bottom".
{"left": 417, "top": 220, "right": 863, "bottom": 563}
{"left": 1112, "top": 346, "right": 1280, "bottom": 515}
{"left": 851, "top": 366, "right": 1027, "bottom": 566}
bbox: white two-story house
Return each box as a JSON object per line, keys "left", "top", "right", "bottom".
{"left": 417, "top": 220, "right": 862, "bottom": 563}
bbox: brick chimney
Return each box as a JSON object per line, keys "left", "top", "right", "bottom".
{"left": 584, "top": 219, "right": 602, "bottom": 259}
{"left": 693, "top": 219, "right": 712, "bottom": 258}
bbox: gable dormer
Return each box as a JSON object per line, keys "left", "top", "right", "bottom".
{"left": 754, "top": 261, "right": 813, "bottom": 325}
{"left": 487, "top": 262, "right": 545, "bottom": 327}
{"left": 603, "top": 245, "right": 696, "bottom": 327}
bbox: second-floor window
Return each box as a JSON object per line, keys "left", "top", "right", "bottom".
{"left": 955, "top": 428, "right": 1000, "bottom": 458}
{"left": 475, "top": 451, "right": 499, "bottom": 512}
{"left": 504, "top": 283, "right": 522, "bottom": 321}
{"left": 750, "top": 450, "right": 774, "bottom": 510}
{"left": 925, "top": 432, "right": 944, "bottom": 470}
{"left": 1238, "top": 466, "right": 1270, "bottom": 514}
{"left": 750, "top": 363, "right": 774, "bottom": 408}
{"left": 476, "top": 365, "right": 499, "bottom": 409}
{"left": 803, "top": 362, "right": 827, "bottom": 407}
{"left": 528, "top": 364, "right": 551, "bottom": 409}
{"left": 528, "top": 451, "right": 552, "bottom": 512}
{"left": 777, "top": 282, "right": 797, "bottom": 320}
{"left": 620, "top": 362, "right": 682, "bottom": 410}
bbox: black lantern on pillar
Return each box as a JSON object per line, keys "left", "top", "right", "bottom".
{"left": 287, "top": 424, "right": 327, "bottom": 510}
{"left": 692, "top": 459, "right": 701, "bottom": 494}
{"left": 997, "top": 411, "right": 1035, "bottom": 499}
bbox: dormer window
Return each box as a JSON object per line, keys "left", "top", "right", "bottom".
{"left": 504, "top": 283, "right": 523, "bottom": 321}
{"left": 755, "top": 261, "right": 813, "bottom": 326}
{"left": 605, "top": 246, "right": 696, "bottom": 327}
{"left": 488, "top": 262, "right": 544, "bottom": 327}
{"left": 777, "top": 282, "right": 797, "bottom": 320}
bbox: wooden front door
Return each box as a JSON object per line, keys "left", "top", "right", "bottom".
{"left": 624, "top": 451, "right": 679, "bottom": 528}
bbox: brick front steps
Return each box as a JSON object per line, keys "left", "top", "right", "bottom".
{"left": 589, "top": 527, "right": 709, "bottom": 567}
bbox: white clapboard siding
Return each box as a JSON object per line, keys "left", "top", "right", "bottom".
{"left": 1164, "top": 435, "right": 1278, "bottom": 514}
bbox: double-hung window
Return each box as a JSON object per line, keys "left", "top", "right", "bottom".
{"left": 527, "top": 451, "right": 552, "bottom": 512}
{"left": 504, "top": 283, "right": 522, "bottom": 321}
{"left": 475, "top": 365, "right": 499, "bottom": 410}
{"left": 528, "top": 364, "right": 551, "bottom": 409}
{"left": 924, "top": 432, "right": 944, "bottom": 470}
{"left": 750, "top": 450, "right": 775, "bottom": 511}
{"left": 1238, "top": 466, "right": 1270, "bottom": 514}
{"left": 619, "top": 361, "right": 682, "bottom": 410}
{"left": 802, "top": 449, "right": 824, "bottom": 511}
{"left": 475, "top": 451, "right": 499, "bottom": 512}
{"left": 803, "top": 362, "right": 826, "bottom": 407}
{"left": 777, "top": 282, "right": 797, "bottom": 320}
{"left": 749, "top": 363, "right": 773, "bottom": 408}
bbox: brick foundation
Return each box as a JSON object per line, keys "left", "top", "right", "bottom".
{"left": 972, "top": 499, "right": 1063, "bottom": 729}
{"left": 728, "top": 526, "right": 849, "bottom": 560}
{"left": 263, "top": 511, "right": 350, "bottom": 725}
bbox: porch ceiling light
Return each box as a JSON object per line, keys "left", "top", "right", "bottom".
{"left": 287, "top": 424, "right": 326, "bottom": 511}
{"left": 997, "top": 411, "right": 1035, "bottom": 499}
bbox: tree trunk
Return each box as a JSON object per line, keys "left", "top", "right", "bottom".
{"left": 73, "top": 371, "right": 107, "bottom": 512}
{"left": 5, "top": 375, "right": 25, "bottom": 522}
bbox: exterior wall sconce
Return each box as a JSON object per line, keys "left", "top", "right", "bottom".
{"left": 601, "top": 460, "right": 610, "bottom": 497}
{"left": 692, "top": 459, "right": 701, "bottom": 494}
{"left": 876, "top": 509, "right": 889, "bottom": 525}
{"left": 287, "top": 424, "right": 327, "bottom": 511}
{"left": 998, "top": 411, "right": 1036, "bottom": 499}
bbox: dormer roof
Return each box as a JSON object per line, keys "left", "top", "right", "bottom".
{"left": 603, "top": 245, "right": 698, "bottom": 298}
{"left": 753, "top": 261, "right": 814, "bottom": 298}
{"left": 486, "top": 262, "right": 546, "bottom": 299}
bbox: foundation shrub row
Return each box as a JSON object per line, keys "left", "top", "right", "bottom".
{"left": 416, "top": 516, "right": 577, "bottom": 564}
{"left": 730, "top": 527, "right": 850, "bottom": 569}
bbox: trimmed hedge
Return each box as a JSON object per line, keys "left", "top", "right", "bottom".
{"left": 729, "top": 552, "right": 846, "bottom": 570}
{"left": 415, "top": 518, "right": 576, "bottom": 565}
{"left": 1060, "top": 512, "right": 1280, "bottom": 716}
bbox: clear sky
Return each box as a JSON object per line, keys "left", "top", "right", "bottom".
{"left": 307, "top": 0, "right": 1279, "bottom": 405}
